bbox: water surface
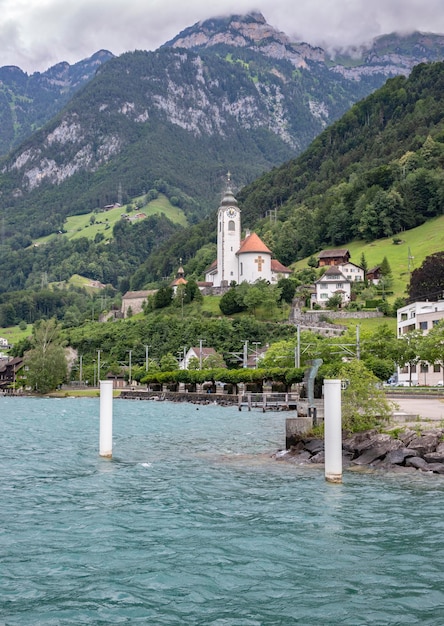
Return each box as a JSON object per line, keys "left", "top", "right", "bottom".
{"left": 1, "top": 397, "right": 444, "bottom": 625}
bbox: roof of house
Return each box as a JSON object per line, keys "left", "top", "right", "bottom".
{"left": 171, "top": 277, "right": 187, "bottom": 287}
{"left": 271, "top": 259, "right": 292, "bottom": 274}
{"left": 237, "top": 232, "right": 272, "bottom": 255}
{"left": 0, "top": 356, "right": 24, "bottom": 373}
{"left": 316, "top": 266, "right": 348, "bottom": 283}
{"left": 318, "top": 249, "right": 350, "bottom": 258}
{"left": 189, "top": 347, "right": 217, "bottom": 356}
{"left": 205, "top": 260, "right": 217, "bottom": 273}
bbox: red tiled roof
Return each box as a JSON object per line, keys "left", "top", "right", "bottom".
{"left": 237, "top": 232, "right": 272, "bottom": 255}
{"left": 271, "top": 259, "right": 291, "bottom": 273}
{"left": 205, "top": 260, "right": 217, "bottom": 273}
{"left": 171, "top": 277, "right": 187, "bottom": 286}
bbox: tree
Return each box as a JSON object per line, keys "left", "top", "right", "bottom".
{"left": 159, "top": 352, "right": 179, "bottom": 372}
{"left": 359, "top": 252, "right": 368, "bottom": 274}
{"left": 25, "top": 318, "right": 68, "bottom": 393}
{"left": 380, "top": 256, "right": 392, "bottom": 277}
{"left": 409, "top": 252, "right": 444, "bottom": 301}
{"left": 219, "top": 286, "right": 247, "bottom": 315}
{"left": 395, "top": 330, "right": 424, "bottom": 386}
{"left": 277, "top": 278, "right": 296, "bottom": 304}
{"left": 336, "top": 360, "right": 394, "bottom": 432}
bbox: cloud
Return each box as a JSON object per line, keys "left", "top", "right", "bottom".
{"left": 1, "top": 0, "right": 444, "bottom": 73}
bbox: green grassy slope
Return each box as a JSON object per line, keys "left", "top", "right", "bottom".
{"left": 34, "top": 194, "right": 187, "bottom": 245}
{"left": 295, "top": 215, "right": 444, "bottom": 300}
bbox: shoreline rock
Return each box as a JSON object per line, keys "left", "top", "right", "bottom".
{"left": 275, "top": 428, "right": 444, "bottom": 475}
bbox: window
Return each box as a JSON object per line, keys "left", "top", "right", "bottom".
{"left": 420, "top": 363, "right": 429, "bottom": 373}
{"left": 228, "top": 220, "right": 235, "bottom": 231}
{"left": 320, "top": 284, "right": 328, "bottom": 289}
{"left": 419, "top": 321, "right": 428, "bottom": 330}
{"left": 240, "top": 262, "right": 243, "bottom": 276}
{"left": 401, "top": 313, "right": 407, "bottom": 321}
{"left": 433, "top": 320, "right": 440, "bottom": 326}
{"left": 434, "top": 364, "right": 441, "bottom": 373}
{"left": 336, "top": 283, "right": 343, "bottom": 289}
{"left": 410, "top": 311, "right": 415, "bottom": 318}
{"left": 320, "top": 293, "right": 328, "bottom": 299}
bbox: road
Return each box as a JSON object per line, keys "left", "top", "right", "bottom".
{"left": 389, "top": 396, "right": 444, "bottom": 423}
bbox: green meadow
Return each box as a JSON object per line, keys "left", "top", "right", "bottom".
{"left": 34, "top": 193, "right": 188, "bottom": 245}
{"left": 295, "top": 215, "right": 444, "bottom": 301}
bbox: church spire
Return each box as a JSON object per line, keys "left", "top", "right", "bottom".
{"left": 220, "top": 171, "right": 238, "bottom": 208}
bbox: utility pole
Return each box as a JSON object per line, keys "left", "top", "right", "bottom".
{"left": 97, "top": 350, "right": 101, "bottom": 382}
{"left": 243, "top": 340, "right": 248, "bottom": 368}
{"left": 295, "top": 325, "right": 301, "bottom": 368}
{"left": 79, "top": 355, "right": 83, "bottom": 384}
{"left": 356, "top": 325, "right": 360, "bottom": 360}
{"left": 144, "top": 345, "right": 150, "bottom": 372}
{"left": 199, "top": 339, "right": 205, "bottom": 370}
{"left": 128, "top": 350, "right": 132, "bottom": 386}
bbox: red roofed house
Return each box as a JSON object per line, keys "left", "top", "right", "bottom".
{"left": 205, "top": 174, "right": 291, "bottom": 287}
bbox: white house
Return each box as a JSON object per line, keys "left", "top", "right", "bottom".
{"left": 205, "top": 175, "right": 291, "bottom": 287}
{"left": 312, "top": 266, "right": 351, "bottom": 307}
{"left": 397, "top": 300, "right": 444, "bottom": 386}
{"left": 340, "top": 262, "right": 365, "bottom": 282}
{"left": 179, "top": 347, "right": 225, "bottom": 369}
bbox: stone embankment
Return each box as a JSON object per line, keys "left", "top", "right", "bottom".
{"left": 277, "top": 428, "right": 444, "bottom": 475}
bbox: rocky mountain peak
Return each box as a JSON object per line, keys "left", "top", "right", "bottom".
{"left": 162, "top": 12, "right": 324, "bottom": 65}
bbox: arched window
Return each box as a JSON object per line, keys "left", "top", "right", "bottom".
{"left": 228, "top": 220, "right": 235, "bottom": 231}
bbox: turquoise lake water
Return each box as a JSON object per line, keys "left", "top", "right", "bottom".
{"left": 1, "top": 396, "right": 444, "bottom": 625}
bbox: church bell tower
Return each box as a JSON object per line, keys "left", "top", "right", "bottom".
{"left": 217, "top": 173, "right": 241, "bottom": 286}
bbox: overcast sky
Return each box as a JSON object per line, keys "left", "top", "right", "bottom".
{"left": 2, "top": 0, "right": 444, "bottom": 73}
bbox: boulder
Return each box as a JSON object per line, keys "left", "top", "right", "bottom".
{"left": 310, "top": 451, "right": 325, "bottom": 464}
{"left": 397, "top": 429, "right": 418, "bottom": 446}
{"left": 425, "top": 462, "right": 444, "bottom": 474}
{"left": 385, "top": 448, "right": 418, "bottom": 465}
{"left": 343, "top": 430, "right": 378, "bottom": 453}
{"left": 352, "top": 446, "right": 390, "bottom": 466}
{"left": 405, "top": 456, "right": 432, "bottom": 471}
{"left": 407, "top": 432, "right": 442, "bottom": 455}
{"left": 303, "top": 438, "right": 324, "bottom": 454}
{"left": 424, "top": 451, "right": 444, "bottom": 463}
{"left": 288, "top": 450, "right": 313, "bottom": 464}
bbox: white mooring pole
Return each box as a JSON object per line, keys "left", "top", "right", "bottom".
{"left": 324, "top": 379, "right": 342, "bottom": 484}
{"left": 99, "top": 380, "right": 113, "bottom": 458}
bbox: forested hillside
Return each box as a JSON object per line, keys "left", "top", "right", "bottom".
{"left": 147, "top": 61, "right": 444, "bottom": 282}
{"left": 2, "top": 61, "right": 444, "bottom": 296}
{"left": 237, "top": 62, "right": 444, "bottom": 265}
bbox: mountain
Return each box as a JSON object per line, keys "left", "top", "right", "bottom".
{"left": 329, "top": 31, "right": 444, "bottom": 80}
{"left": 0, "top": 50, "right": 114, "bottom": 155}
{"left": 2, "top": 13, "right": 444, "bottom": 293}
{"left": 138, "top": 61, "right": 444, "bottom": 282}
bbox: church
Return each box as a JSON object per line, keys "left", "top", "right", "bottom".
{"left": 205, "top": 177, "right": 291, "bottom": 288}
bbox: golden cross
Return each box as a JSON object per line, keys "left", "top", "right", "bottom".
{"left": 255, "top": 255, "right": 264, "bottom": 272}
